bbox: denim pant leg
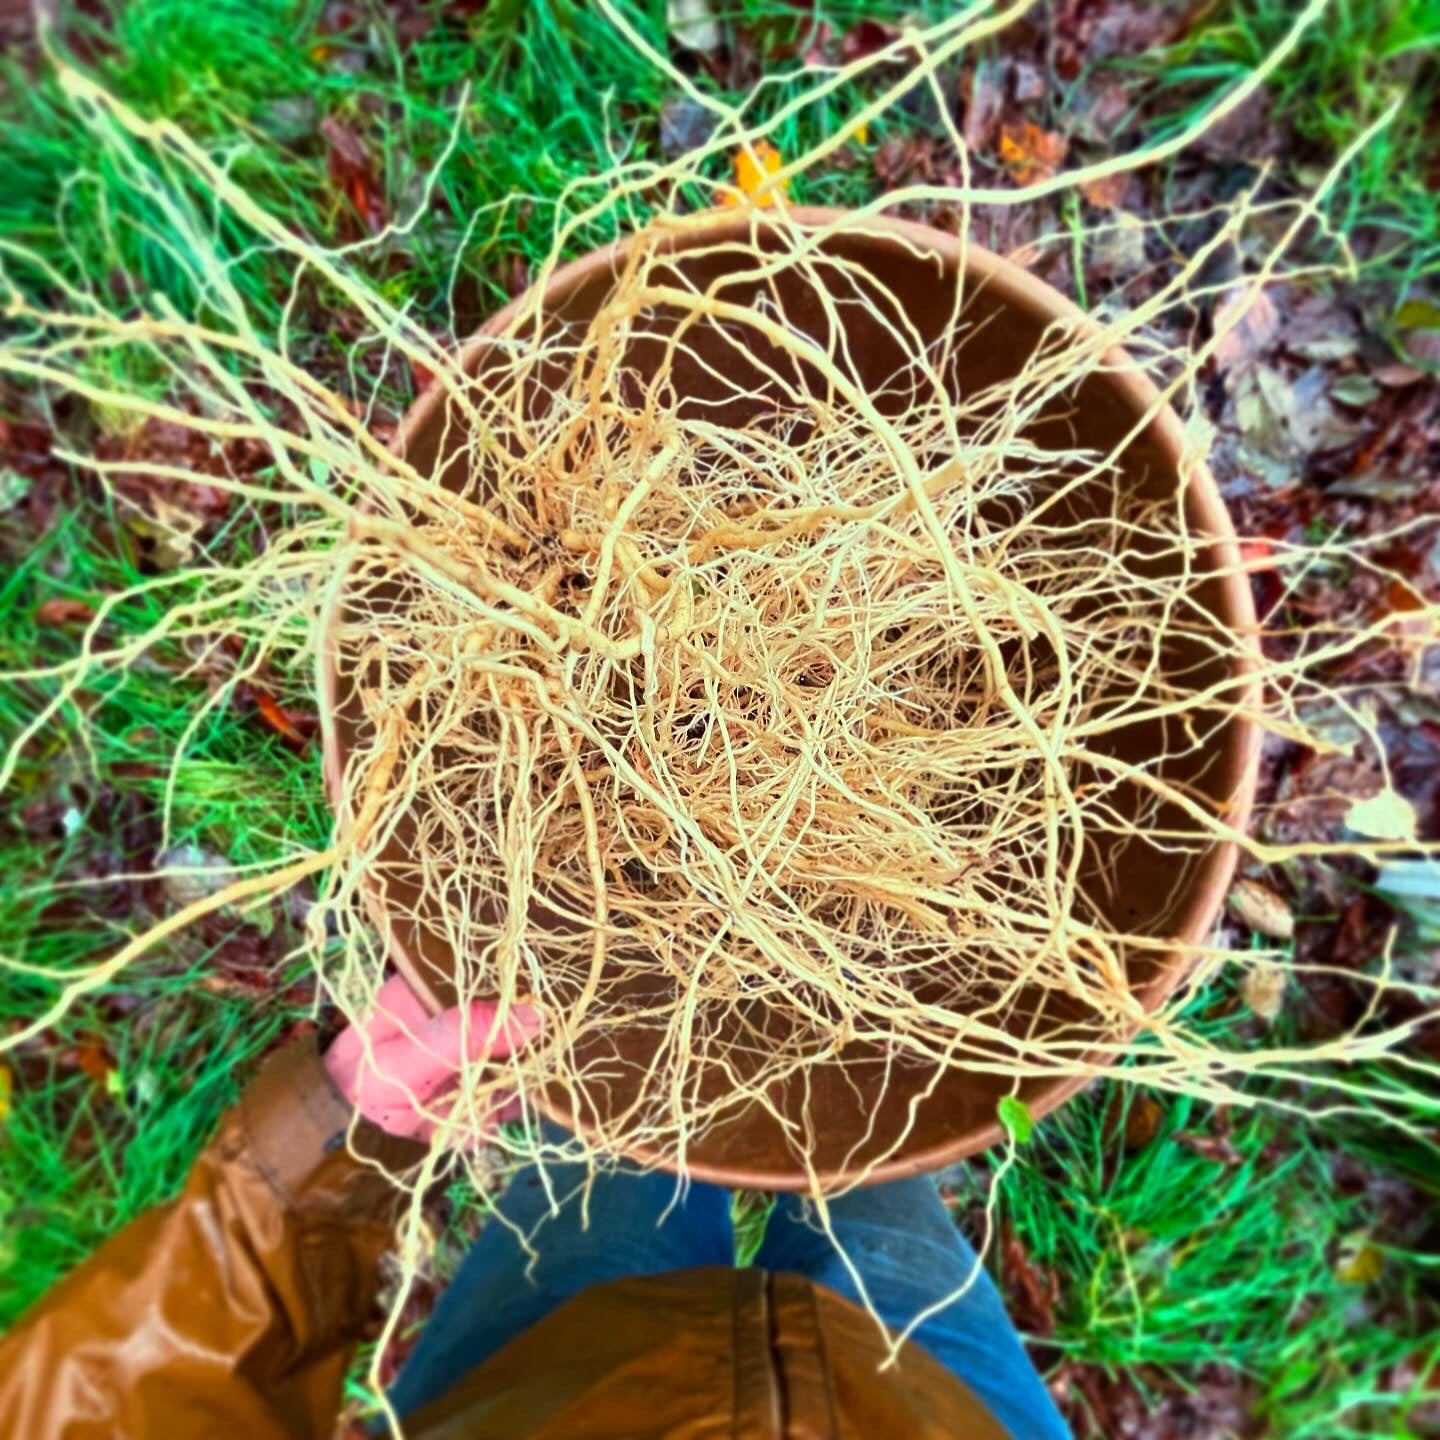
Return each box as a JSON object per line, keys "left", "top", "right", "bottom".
{"left": 753, "top": 1177, "right": 1070, "bottom": 1440}
{"left": 387, "top": 1161, "right": 735, "bottom": 1422}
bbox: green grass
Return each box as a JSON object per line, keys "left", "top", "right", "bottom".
{"left": 1138, "top": 0, "right": 1440, "bottom": 287}
{"left": 0, "top": 481, "right": 325, "bottom": 1324}
{"left": 0, "top": 0, "right": 947, "bottom": 1340}
{"left": 977, "top": 1081, "right": 1440, "bottom": 1438}
{"left": 2, "top": 2, "right": 1439, "bottom": 1433}
{"left": 0, "top": 0, "right": 952, "bottom": 371}
{"left": 0, "top": 982, "right": 295, "bottom": 1324}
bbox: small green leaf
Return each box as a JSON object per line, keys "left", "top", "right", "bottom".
{"left": 1396, "top": 299, "right": 1440, "bottom": 331}
{"left": 308, "top": 456, "right": 331, "bottom": 486}
{"left": 998, "top": 1095, "right": 1034, "bottom": 1144}
{"left": 0, "top": 468, "right": 31, "bottom": 512}
{"left": 1329, "top": 374, "right": 1379, "bottom": 407}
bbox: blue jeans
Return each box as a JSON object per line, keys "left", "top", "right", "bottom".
{"left": 388, "top": 1163, "right": 1069, "bottom": 1439}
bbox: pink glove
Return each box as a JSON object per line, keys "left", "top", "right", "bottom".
{"left": 323, "top": 974, "right": 542, "bottom": 1143}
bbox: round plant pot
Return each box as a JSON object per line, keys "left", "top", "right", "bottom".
{"left": 320, "top": 209, "right": 1261, "bottom": 1191}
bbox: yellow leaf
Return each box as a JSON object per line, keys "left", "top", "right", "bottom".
{"left": 1396, "top": 298, "right": 1440, "bottom": 331}
{"left": 724, "top": 140, "right": 787, "bottom": 209}
{"left": 1346, "top": 787, "right": 1418, "bottom": 842}
{"left": 854, "top": 121, "right": 870, "bottom": 145}
{"left": 1240, "top": 961, "right": 1287, "bottom": 1023}
{"left": 0, "top": 1064, "right": 11, "bottom": 1125}
{"left": 1336, "top": 1234, "right": 1383, "bottom": 1285}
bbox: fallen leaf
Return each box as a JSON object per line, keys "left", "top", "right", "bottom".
{"left": 1336, "top": 1233, "right": 1384, "bottom": 1284}
{"left": 667, "top": 0, "right": 720, "bottom": 53}
{"left": 1374, "top": 858, "right": 1440, "bottom": 904}
{"left": 872, "top": 132, "right": 938, "bottom": 187}
{"left": 1011, "top": 61, "right": 1045, "bottom": 103}
{"left": 124, "top": 494, "right": 204, "bottom": 569}
{"left": 1080, "top": 172, "right": 1128, "bottom": 209}
{"left": 997, "top": 121, "right": 1067, "bottom": 187}
{"left": 1331, "top": 373, "right": 1380, "bottom": 406}
{"left": 1227, "top": 877, "right": 1295, "bottom": 939}
{"left": 1346, "top": 787, "right": 1418, "bottom": 841}
{"left": 63, "top": 1041, "right": 116, "bottom": 1089}
{"left": 1371, "top": 361, "right": 1426, "bottom": 388}
{"left": 1397, "top": 327, "right": 1440, "bottom": 369}
{"left": 0, "top": 468, "right": 32, "bottom": 511}
{"left": 1174, "top": 1130, "right": 1242, "bottom": 1165}
{"left": 321, "top": 116, "right": 386, "bottom": 238}
{"left": 961, "top": 60, "right": 1005, "bottom": 154}
{"left": 34, "top": 599, "right": 97, "bottom": 626}
{"left": 1213, "top": 285, "right": 1280, "bottom": 379}
{"left": 659, "top": 96, "right": 717, "bottom": 160}
{"left": 1241, "top": 961, "right": 1287, "bottom": 1022}
{"left": 1080, "top": 1, "right": 1190, "bottom": 59}
{"left": 1088, "top": 210, "right": 1147, "bottom": 281}
{"left": 1001, "top": 1220, "right": 1057, "bottom": 1336}
{"left": 1232, "top": 365, "right": 1295, "bottom": 462}
{"left": 159, "top": 843, "right": 236, "bottom": 908}
{"left": 1387, "top": 578, "right": 1427, "bottom": 614}
{"left": 723, "top": 140, "right": 787, "bottom": 208}
{"left": 254, "top": 690, "right": 318, "bottom": 750}
{"left": 1068, "top": 82, "right": 1130, "bottom": 146}
{"left": 1289, "top": 366, "right": 1366, "bottom": 452}
{"left": 1395, "top": 299, "right": 1440, "bottom": 331}
{"left": 1271, "top": 286, "right": 1359, "bottom": 363}
{"left": 1325, "top": 473, "right": 1428, "bottom": 500}
{"left": 1104, "top": 1089, "right": 1164, "bottom": 1150}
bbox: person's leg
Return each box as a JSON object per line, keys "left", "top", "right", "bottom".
{"left": 387, "top": 1152, "right": 734, "bottom": 1421}
{"left": 753, "top": 1178, "right": 1069, "bottom": 1440}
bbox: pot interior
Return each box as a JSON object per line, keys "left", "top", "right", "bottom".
{"left": 326, "top": 217, "right": 1256, "bottom": 1186}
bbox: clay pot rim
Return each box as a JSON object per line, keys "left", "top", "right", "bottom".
{"left": 319, "top": 206, "right": 1262, "bottom": 1190}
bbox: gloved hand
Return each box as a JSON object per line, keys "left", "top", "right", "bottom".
{"left": 323, "top": 973, "right": 542, "bottom": 1142}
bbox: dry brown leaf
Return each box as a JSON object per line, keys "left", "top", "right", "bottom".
{"left": 1175, "top": 1130, "right": 1242, "bottom": 1165}
{"left": 63, "top": 1041, "right": 116, "bottom": 1089}
{"left": 1122, "top": 1093, "right": 1163, "bottom": 1149}
{"left": 1213, "top": 285, "right": 1280, "bottom": 378}
{"left": 1371, "top": 361, "right": 1426, "bottom": 388}
{"left": 961, "top": 60, "right": 1004, "bottom": 154}
{"left": 125, "top": 494, "right": 204, "bottom": 569}
{"left": 997, "top": 121, "right": 1067, "bottom": 187}
{"left": 34, "top": 599, "right": 97, "bottom": 626}
{"left": 1000, "top": 1220, "right": 1057, "bottom": 1336}
{"left": 320, "top": 116, "right": 386, "bottom": 238}
{"left": 1240, "top": 961, "right": 1287, "bottom": 1022}
{"left": 1104, "top": 1089, "right": 1165, "bottom": 1149}
{"left": 1227, "top": 877, "right": 1295, "bottom": 939}
{"left": 254, "top": 690, "right": 318, "bottom": 750}
{"left": 1080, "top": 172, "right": 1128, "bottom": 209}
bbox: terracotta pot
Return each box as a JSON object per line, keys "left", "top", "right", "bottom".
{"left": 321, "top": 209, "right": 1261, "bottom": 1190}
